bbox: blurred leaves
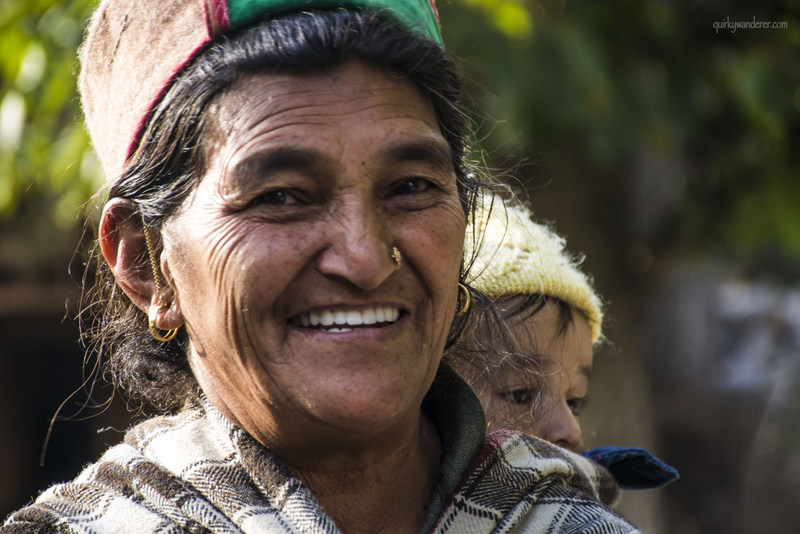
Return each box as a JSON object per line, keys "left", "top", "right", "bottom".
{"left": 1, "top": 0, "right": 799, "bottom": 277}
{"left": 0, "top": 0, "right": 101, "bottom": 228}
{"left": 447, "top": 0, "right": 800, "bottom": 277}
{"left": 459, "top": 0, "right": 534, "bottom": 39}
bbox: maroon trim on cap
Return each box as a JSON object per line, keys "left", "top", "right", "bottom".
{"left": 427, "top": 0, "right": 440, "bottom": 29}
{"left": 205, "top": 0, "right": 231, "bottom": 34}
{"left": 125, "top": 27, "right": 216, "bottom": 164}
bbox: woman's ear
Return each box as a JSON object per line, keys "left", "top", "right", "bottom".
{"left": 99, "top": 198, "right": 158, "bottom": 313}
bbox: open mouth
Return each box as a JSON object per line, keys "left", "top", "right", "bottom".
{"left": 289, "top": 307, "right": 401, "bottom": 332}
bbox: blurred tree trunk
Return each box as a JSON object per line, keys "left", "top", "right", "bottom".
{"left": 522, "top": 144, "right": 676, "bottom": 533}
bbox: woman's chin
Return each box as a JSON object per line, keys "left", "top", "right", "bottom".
{"left": 303, "top": 382, "right": 423, "bottom": 434}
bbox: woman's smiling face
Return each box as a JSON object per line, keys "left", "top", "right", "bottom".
{"left": 160, "top": 59, "right": 466, "bottom": 448}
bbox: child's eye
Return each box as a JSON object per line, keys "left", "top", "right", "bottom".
{"left": 567, "top": 397, "right": 588, "bottom": 417}
{"left": 503, "top": 388, "right": 535, "bottom": 406}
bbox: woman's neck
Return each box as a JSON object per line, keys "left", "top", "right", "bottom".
{"left": 279, "top": 413, "right": 442, "bottom": 534}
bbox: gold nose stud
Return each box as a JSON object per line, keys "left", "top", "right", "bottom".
{"left": 391, "top": 246, "right": 402, "bottom": 267}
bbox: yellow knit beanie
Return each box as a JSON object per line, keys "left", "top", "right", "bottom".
{"left": 465, "top": 197, "right": 604, "bottom": 343}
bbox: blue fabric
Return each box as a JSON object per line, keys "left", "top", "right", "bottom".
{"left": 583, "top": 446, "right": 679, "bottom": 490}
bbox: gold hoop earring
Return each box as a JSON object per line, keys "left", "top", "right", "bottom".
{"left": 142, "top": 220, "right": 180, "bottom": 342}
{"left": 455, "top": 283, "right": 471, "bottom": 317}
{"left": 149, "top": 316, "right": 179, "bottom": 342}
{"left": 391, "top": 246, "right": 402, "bottom": 267}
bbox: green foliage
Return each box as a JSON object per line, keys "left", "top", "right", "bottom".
{"left": 0, "top": 0, "right": 101, "bottom": 228}
{"left": 2, "top": 0, "right": 799, "bottom": 276}
{"left": 446, "top": 0, "right": 800, "bottom": 275}
{"left": 458, "top": 0, "right": 534, "bottom": 39}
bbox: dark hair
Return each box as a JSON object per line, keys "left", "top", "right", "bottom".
{"left": 505, "top": 294, "right": 575, "bottom": 339}
{"left": 81, "top": 8, "right": 493, "bottom": 414}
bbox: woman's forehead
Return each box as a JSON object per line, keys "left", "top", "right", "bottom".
{"left": 203, "top": 60, "right": 445, "bottom": 173}
{"left": 213, "top": 60, "right": 434, "bottom": 130}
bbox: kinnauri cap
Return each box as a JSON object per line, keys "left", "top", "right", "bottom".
{"left": 465, "top": 197, "right": 604, "bottom": 343}
{"left": 79, "top": 0, "right": 442, "bottom": 183}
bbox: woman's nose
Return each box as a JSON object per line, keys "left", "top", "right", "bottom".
{"left": 315, "top": 199, "right": 397, "bottom": 290}
{"left": 541, "top": 404, "right": 583, "bottom": 453}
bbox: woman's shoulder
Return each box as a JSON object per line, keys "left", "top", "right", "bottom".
{"left": 432, "top": 430, "right": 640, "bottom": 534}
{"left": 2, "top": 401, "right": 329, "bottom": 534}
{"left": 467, "top": 430, "right": 622, "bottom": 501}
{"left": 1, "top": 441, "right": 179, "bottom": 533}
{"left": 2, "top": 405, "right": 242, "bottom": 534}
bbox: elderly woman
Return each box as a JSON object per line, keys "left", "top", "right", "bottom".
{"left": 3, "top": 1, "right": 639, "bottom": 533}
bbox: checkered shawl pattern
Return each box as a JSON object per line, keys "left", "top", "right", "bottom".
{"left": 3, "top": 400, "right": 637, "bottom": 533}
{"left": 434, "top": 431, "right": 638, "bottom": 533}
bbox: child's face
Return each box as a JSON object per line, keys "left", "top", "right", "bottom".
{"left": 480, "top": 299, "right": 593, "bottom": 453}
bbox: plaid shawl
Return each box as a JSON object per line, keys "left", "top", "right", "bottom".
{"left": 3, "top": 369, "right": 637, "bottom": 534}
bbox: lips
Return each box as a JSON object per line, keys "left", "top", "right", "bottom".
{"left": 289, "top": 307, "right": 401, "bottom": 332}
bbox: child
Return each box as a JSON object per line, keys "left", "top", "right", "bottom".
{"left": 449, "top": 198, "right": 678, "bottom": 490}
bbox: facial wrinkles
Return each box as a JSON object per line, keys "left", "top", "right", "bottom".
{"left": 213, "top": 101, "right": 439, "bottom": 222}
{"left": 216, "top": 83, "right": 452, "bottom": 276}
{"left": 386, "top": 176, "right": 463, "bottom": 350}
{"left": 220, "top": 74, "right": 429, "bottom": 139}
{"left": 161, "top": 61, "right": 466, "bottom": 448}
{"left": 170, "top": 178, "right": 265, "bottom": 368}
{"left": 419, "top": 208, "right": 462, "bottom": 350}
{"left": 172, "top": 197, "right": 291, "bottom": 424}
{"left": 201, "top": 172, "right": 363, "bottom": 370}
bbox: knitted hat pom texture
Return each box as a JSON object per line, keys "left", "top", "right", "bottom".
{"left": 466, "top": 199, "right": 604, "bottom": 343}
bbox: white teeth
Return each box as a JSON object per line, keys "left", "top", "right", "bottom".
{"left": 292, "top": 307, "right": 401, "bottom": 329}
{"left": 345, "top": 310, "right": 360, "bottom": 325}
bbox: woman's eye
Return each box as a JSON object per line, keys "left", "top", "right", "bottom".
{"left": 256, "top": 190, "right": 299, "bottom": 206}
{"left": 567, "top": 397, "right": 587, "bottom": 416}
{"left": 503, "top": 388, "right": 535, "bottom": 406}
{"left": 393, "top": 178, "right": 432, "bottom": 196}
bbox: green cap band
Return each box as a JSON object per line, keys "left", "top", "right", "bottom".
{"left": 227, "top": 0, "right": 443, "bottom": 44}
{"left": 80, "top": 0, "right": 444, "bottom": 182}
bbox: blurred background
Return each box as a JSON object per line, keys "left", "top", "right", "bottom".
{"left": 1, "top": 0, "right": 798, "bottom": 532}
